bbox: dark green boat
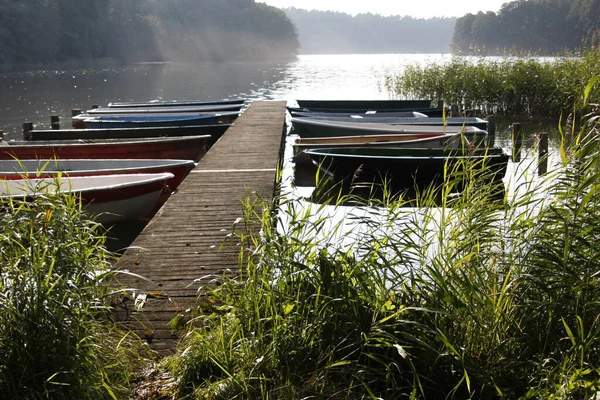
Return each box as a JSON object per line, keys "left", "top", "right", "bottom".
{"left": 304, "top": 146, "right": 509, "bottom": 190}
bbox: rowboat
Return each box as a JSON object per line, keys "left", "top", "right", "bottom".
{"left": 295, "top": 99, "right": 432, "bottom": 110}
{"left": 0, "top": 135, "right": 210, "bottom": 162}
{"left": 79, "top": 113, "right": 239, "bottom": 129}
{"left": 107, "top": 99, "right": 246, "bottom": 108}
{"left": 304, "top": 146, "right": 509, "bottom": 190}
{"left": 289, "top": 110, "right": 428, "bottom": 119}
{"left": 0, "top": 173, "right": 174, "bottom": 224}
{"left": 25, "top": 124, "right": 229, "bottom": 144}
{"left": 82, "top": 104, "right": 243, "bottom": 115}
{"left": 288, "top": 107, "right": 445, "bottom": 117}
{"left": 293, "top": 132, "right": 469, "bottom": 169}
{"left": 0, "top": 159, "right": 195, "bottom": 192}
{"left": 294, "top": 132, "right": 465, "bottom": 152}
{"left": 291, "top": 118, "right": 487, "bottom": 142}
{"left": 290, "top": 114, "right": 488, "bottom": 130}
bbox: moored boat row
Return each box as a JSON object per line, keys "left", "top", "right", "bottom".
{"left": 288, "top": 99, "right": 509, "bottom": 192}
{"left": 2, "top": 98, "right": 245, "bottom": 223}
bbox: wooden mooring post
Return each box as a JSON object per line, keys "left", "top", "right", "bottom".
{"left": 512, "top": 123, "right": 524, "bottom": 162}
{"left": 486, "top": 115, "right": 496, "bottom": 147}
{"left": 22, "top": 122, "right": 34, "bottom": 141}
{"left": 451, "top": 104, "right": 459, "bottom": 117}
{"left": 71, "top": 108, "right": 85, "bottom": 129}
{"left": 51, "top": 115, "right": 60, "bottom": 130}
{"left": 538, "top": 132, "right": 548, "bottom": 176}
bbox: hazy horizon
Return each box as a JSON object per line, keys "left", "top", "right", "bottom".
{"left": 256, "top": 0, "right": 507, "bottom": 18}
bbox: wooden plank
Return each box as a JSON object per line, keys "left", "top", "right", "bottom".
{"left": 114, "top": 101, "right": 287, "bottom": 355}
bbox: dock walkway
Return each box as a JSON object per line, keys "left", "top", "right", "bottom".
{"left": 114, "top": 101, "right": 287, "bottom": 355}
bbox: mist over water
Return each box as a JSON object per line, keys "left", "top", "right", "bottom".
{"left": 0, "top": 54, "right": 451, "bottom": 139}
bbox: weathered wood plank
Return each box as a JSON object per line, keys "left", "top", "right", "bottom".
{"left": 113, "top": 101, "right": 287, "bottom": 355}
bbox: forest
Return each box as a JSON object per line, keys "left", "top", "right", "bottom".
{"left": 285, "top": 8, "right": 456, "bottom": 54}
{"left": 0, "top": 0, "right": 299, "bottom": 69}
{"left": 452, "top": 0, "right": 600, "bottom": 54}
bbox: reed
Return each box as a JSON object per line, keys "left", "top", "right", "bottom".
{"left": 165, "top": 81, "right": 600, "bottom": 398}
{"left": 0, "top": 188, "right": 146, "bottom": 399}
{"left": 383, "top": 49, "right": 600, "bottom": 117}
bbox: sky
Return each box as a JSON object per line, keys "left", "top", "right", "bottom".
{"left": 256, "top": 0, "right": 509, "bottom": 18}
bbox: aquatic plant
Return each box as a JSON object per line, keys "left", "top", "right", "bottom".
{"left": 0, "top": 188, "right": 145, "bottom": 399}
{"left": 383, "top": 49, "right": 600, "bottom": 117}
{"left": 168, "top": 80, "right": 600, "bottom": 398}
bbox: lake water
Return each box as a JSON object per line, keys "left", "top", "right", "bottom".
{"left": 0, "top": 54, "right": 457, "bottom": 138}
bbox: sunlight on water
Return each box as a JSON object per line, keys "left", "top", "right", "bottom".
{"left": 0, "top": 54, "right": 449, "bottom": 138}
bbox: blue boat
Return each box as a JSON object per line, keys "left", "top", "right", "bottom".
{"left": 83, "top": 113, "right": 238, "bottom": 129}
{"left": 107, "top": 98, "right": 246, "bottom": 108}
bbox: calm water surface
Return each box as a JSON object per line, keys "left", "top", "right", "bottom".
{"left": 0, "top": 54, "right": 451, "bottom": 138}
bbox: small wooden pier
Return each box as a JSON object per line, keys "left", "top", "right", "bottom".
{"left": 114, "top": 101, "right": 287, "bottom": 355}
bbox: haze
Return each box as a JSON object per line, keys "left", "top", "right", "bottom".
{"left": 257, "top": 0, "right": 508, "bottom": 18}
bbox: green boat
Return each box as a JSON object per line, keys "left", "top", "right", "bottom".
{"left": 304, "top": 146, "right": 509, "bottom": 190}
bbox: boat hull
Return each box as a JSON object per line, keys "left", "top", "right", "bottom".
{"left": 79, "top": 113, "right": 239, "bottom": 128}
{"left": 0, "top": 135, "right": 210, "bottom": 162}
{"left": 305, "top": 146, "right": 509, "bottom": 191}
{"left": 291, "top": 118, "right": 487, "bottom": 144}
{"left": 295, "top": 99, "right": 432, "bottom": 110}
{"left": 84, "top": 104, "right": 243, "bottom": 115}
{"left": 26, "top": 124, "right": 229, "bottom": 145}
{"left": 288, "top": 107, "right": 444, "bottom": 117}
{"left": 0, "top": 159, "right": 195, "bottom": 192}
{"left": 293, "top": 133, "right": 467, "bottom": 169}
{"left": 108, "top": 99, "right": 246, "bottom": 108}
{"left": 0, "top": 173, "right": 174, "bottom": 224}
{"left": 290, "top": 114, "right": 488, "bottom": 130}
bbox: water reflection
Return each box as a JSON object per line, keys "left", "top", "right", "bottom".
{"left": 0, "top": 54, "right": 454, "bottom": 138}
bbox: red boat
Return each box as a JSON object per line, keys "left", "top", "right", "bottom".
{"left": 0, "top": 135, "right": 210, "bottom": 162}
{"left": 0, "top": 159, "right": 196, "bottom": 192}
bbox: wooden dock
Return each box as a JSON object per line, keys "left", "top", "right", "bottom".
{"left": 114, "top": 101, "right": 287, "bottom": 355}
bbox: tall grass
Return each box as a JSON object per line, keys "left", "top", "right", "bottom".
{"left": 0, "top": 188, "right": 145, "bottom": 398}
{"left": 168, "top": 82, "right": 600, "bottom": 398}
{"left": 383, "top": 49, "right": 600, "bottom": 117}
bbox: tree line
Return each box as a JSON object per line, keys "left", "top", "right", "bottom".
{"left": 285, "top": 8, "right": 456, "bottom": 54}
{"left": 0, "top": 0, "right": 299, "bottom": 69}
{"left": 452, "top": 0, "right": 600, "bottom": 55}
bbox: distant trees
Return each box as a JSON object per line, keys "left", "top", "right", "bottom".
{"left": 285, "top": 8, "right": 456, "bottom": 54}
{"left": 452, "top": 0, "right": 600, "bottom": 54}
{"left": 0, "top": 0, "right": 299, "bottom": 69}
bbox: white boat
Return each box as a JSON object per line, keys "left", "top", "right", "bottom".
{"left": 293, "top": 132, "right": 469, "bottom": 168}
{"left": 290, "top": 117, "right": 486, "bottom": 138}
{"left": 294, "top": 132, "right": 466, "bottom": 151}
{"left": 0, "top": 159, "right": 195, "bottom": 192}
{"left": 0, "top": 173, "right": 174, "bottom": 224}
